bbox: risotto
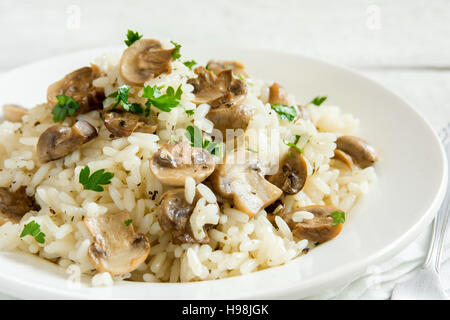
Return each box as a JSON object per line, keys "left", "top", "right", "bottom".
{"left": 0, "top": 31, "right": 377, "bottom": 285}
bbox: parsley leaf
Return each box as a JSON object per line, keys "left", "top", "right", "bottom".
{"left": 185, "top": 125, "right": 223, "bottom": 157}
{"left": 310, "top": 96, "right": 327, "bottom": 106}
{"left": 51, "top": 95, "right": 80, "bottom": 122}
{"left": 124, "top": 219, "right": 133, "bottom": 227}
{"left": 20, "top": 221, "right": 46, "bottom": 244}
{"left": 79, "top": 166, "right": 114, "bottom": 192}
{"left": 283, "top": 135, "right": 303, "bottom": 154}
{"left": 124, "top": 30, "right": 143, "bottom": 46}
{"left": 170, "top": 41, "right": 182, "bottom": 60}
{"left": 185, "top": 109, "right": 195, "bottom": 116}
{"left": 108, "top": 85, "right": 144, "bottom": 114}
{"left": 271, "top": 104, "right": 297, "bottom": 122}
{"left": 247, "top": 148, "right": 258, "bottom": 153}
{"left": 330, "top": 211, "right": 345, "bottom": 226}
{"left": 183, "top": 60, "right": 197, "bottom": 70}
{"left": 142, "top": 84, "right": 183, "bottom": 113}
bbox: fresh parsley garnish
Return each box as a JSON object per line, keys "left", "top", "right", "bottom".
{"left": 142, "top": 84, "right": 183, "bottom": 113}
{"left": 247, "top": 148, "right": 258, "bottom": 153}
{"left": 124, "top": 219, "right": 133, "bottom": 227}
{"left": 185, "top": 125, "right": 222, "bottom": 157}
{"left": 79, "top": 166, "right": 114, "bottom": 192}
{"left": 330, "top": 211, "right": 345, "bottom": 226}
{"left": 183, "top": 60, "right": 197, "bottom": 70}
{"left": 20, "top": 221, "right": 45, "bottom": 244}
{"left": 271, "top": 104, "right": 297, "bottom": 122}
{"left": 51, "top": 95, "right": 80, "bottom": 122}
{"left": 124, "top": 30, "right": 143, "bottom": 46}
{"left": 283, "top": 135, "right": 302, "bottom": 154}
{"left": 310, "top": 96, "right": 327, "bottom": 106}
{"left": 170, "top": 41, "right": 182, "bottom": 60}
{"left": 108, "top": 85, "right": 143, "bottom": 114}
{"left": 185, "top": 109, "right": 195, "bottom": 116}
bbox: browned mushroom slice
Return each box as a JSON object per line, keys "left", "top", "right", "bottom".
{"left": 37, "top": 120, "right": 98, "bottom": 163}
{"left": 47, "top": 65, "right": 105, "bottom": 114}
{"left": 336, "top": 135, "right": 378, "bottom": 169}
{"left": 2, "top": 104, "right": 28, "bottom": 122}
{"left": 150, "top": 141, "right": 215, "bottom": 186}
{"left": 269, "top": 82, "right": 289, "bottom": 105}
{"left": 268, "top": 148, "right": 308, "bottom": 195}
{"left": 157, "top": 189, "right": 209, "bottom": 244}
{"left": 84, "top": 210, "right": 150, "bottom": 276}
{"left": 207, "top": 60, "right": 249, "bottom": 77}
{"left": 103, "top": 111, "right": 157, "bottom": 137}
{"left": 120, "top": 38, "right": 174, "bottom": 87}
{"left": 0, "top": 186, "right": 40, "bottom": 225}
{"left": 284, "top": 205, "right": 343, "bottom": 243}
{"left": 333, "top": 149, "right": 354, "bottom": 169}
{"left": 187, "top": 67, "right": 247, "bottom": 108}
{"left": 206, "top": 104, "right": 253, "bottom": 134}
{"left": 211, "top": 150, "right": 282, "bottom": 218}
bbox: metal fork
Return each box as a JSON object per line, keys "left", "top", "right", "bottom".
{"left": 390, "top": 123, "right": 450, "bottom": 300}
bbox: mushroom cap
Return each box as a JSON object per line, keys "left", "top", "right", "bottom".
{"left": 333, "top": 149, "right": 354, "bottom": 169}
{"left": 285, "top": 205, "right": 343, "bottom": 243}
{"left": 268, "top": 82, "right": 289, "bottom": 105}
{"left": 0, "top": 186, "right": 40, "bottom": 225}
{"left": 103, "top": 111, "right": 157, "bottom": 137}
{"left": 206, "top": 103, "right": 253, "bottom": 134}
{"left": 37, "top": 120, "right": 98, "bottom": 163}
{"left": 188, "top": 67, "right": 247, "bottom": 108}
{"left": 206, "top": 60, "right": 249, "bottom": 78}
{"left": 211, "top": 149, "right": 282, "bottom": 218}
{"left": 2, "top": 104, "right": 28, "bottom": 122}
{"left": 47, "top": 65, "right": 105, "bottom": 114}
{"left": 120, "top": 38, "right": 174, "bottom": 87}
{"left": 150, "top": 141, "right": 215, "bottom": 186}
{"left": 268, "top": 147, "right": 308, "bottom": 195}
{"left": 336, "top": 135, "right": 378, "bottom": 168}
{"left": 157, "top": 188, "right": 209, "bottom": 244}
{"left": 84, "top": 210, "right": 150, "bottom": 276}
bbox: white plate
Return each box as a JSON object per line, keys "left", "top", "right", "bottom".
{"left": 0, "top": 47, "right": 447, "bottom": 299}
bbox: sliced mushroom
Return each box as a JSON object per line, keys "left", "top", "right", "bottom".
{"left": 187, "top": 67, "right": 247, "bottom": 108}
{"left": 283, "top": 205, "right": 343, "bottom": 243}
{"left": 157, "top": 189, "right": 209, "bottom": 244}
{"left": 103, "top": 111, "right": 157, "bottom": 137}
{"left": 206, "top": 103, "right": 253, "bottom": 134}
{"left": 120, "top": 38, "right": 174, "bottom": 87}
{"left": 47, "top": 65, "right": 105, "bottom": 115}
{"left": 269, "top": 82, "right": 289, "bottom": 105}
{"left": 0, "top": 186, "right": 40, "bottom": 225}
{"left": 268, "top": 147, "right": 308, "bottom": 195}
{"left": 2, "top": 104, "right": 28, "bottom": 122}
{"left": 336, "top": 135, "right": 378, "bottom": 168}
{"left": 333, "top": 149, "right": 354, "bottom": 169}
{"left": 150, "top": 141, "right": 215, "bottom": 186}
{"left": 84, "top": 210, "right": 150, "bottom": 276}
{"left": 211, "top": 150, "right": 282, "bottom": 218}
{"left": 37, "top": 120, "right": 98, "bottom": 163}
{"left": 207, "top": 60, "right": 249, "bottom": 77}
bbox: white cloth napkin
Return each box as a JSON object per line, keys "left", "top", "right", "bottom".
{"left": 310, "top": 219, "right": 450, "bottom": 299}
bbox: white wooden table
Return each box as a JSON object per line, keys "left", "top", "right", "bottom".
{"left": 0, "top": 0, "right": 449, "bottom": 299}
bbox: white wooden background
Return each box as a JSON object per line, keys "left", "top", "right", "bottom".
{"left": 0, "top": 0, "right": 449, "bottom": 299}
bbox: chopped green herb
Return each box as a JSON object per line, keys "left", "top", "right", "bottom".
{"left": 205, "top": 63, "right": 210, "bottom": 71}
{"left": 185, "top": 109, "right": 195, "bottom": 116}
{"left": 185, "top": 125, "right": 223, "bottom": 157}
{"left": 170, "top": 41, "right": 182, "bottom": 60}
{"left": 310, "top": 96, "right": 327, "bottom": 106}
{"left": 51, "top": 95, "right": 80, "bottom": 122}
{"left": 124, "top": 30, "right": 143, "bottom": 46}
{"left": 330, "top": 211, "right": 345, "bottom": 226}
{"left": 124, "top": 219, "right": 133, "bottom": 227}
{"left": 271, "top": 104, "right": 297, "bottom": 122}
{"left": 20, "top": 221, "right": 45, "bottom": 244}
{"left": 108, "top": 85, "right": 144, "bottom": 114}
{"left": 183, "top": 60, "right": 197, "bottom": 70}
{"left": 247, "top": 148, "right": 258, "bottom": 153}
{"left": 142, "top": 84, "right": 183, "bottom": 113}
{"left": 79, "top": 166, "right": 114, "bottom": 192}
{"left": 283, "top": 135, "right": 303, "bottom": 154}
